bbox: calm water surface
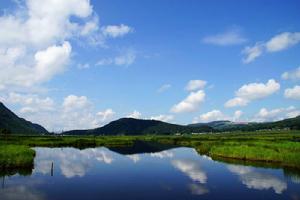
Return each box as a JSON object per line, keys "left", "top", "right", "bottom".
{"left": 1, "top": 146, "right": 300, "bottom": 200}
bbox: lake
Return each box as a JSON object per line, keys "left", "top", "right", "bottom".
{"left": 1, "top": 144, "right": 300, "bottom": 200}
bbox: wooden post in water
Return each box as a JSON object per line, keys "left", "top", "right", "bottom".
{"left": 51, "top": 162, "right": 54, "bottom": 177}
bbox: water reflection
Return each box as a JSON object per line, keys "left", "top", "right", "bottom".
{"left": 172, "top": 159, "right": 208, "bottom": 195}
{"left": 34, "top": 147, "right": 114, "bottom": 178}
{"left": 0, "top": 185, "right": 45, "bottom": 200}
{"left": 228, "top": 165, "right": 287, "bottom": 194}
{"left": 0, "top": 145, "right": 299, "bottom": 200}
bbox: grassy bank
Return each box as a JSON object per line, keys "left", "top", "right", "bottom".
{"left": 144, "top": 131, "right": 300, "bottom": 169}
{"left": 0, "top": 130, "right": 300, "bottom": 172}
{"left": 0, "top": 145, "right": 35, "bottom": 168}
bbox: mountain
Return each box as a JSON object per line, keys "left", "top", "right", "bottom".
{"left": 64, "top": 118, "right": 214, "bottom": 135}
{"left": 189, "top": 120, "right": 233, "bottom": 129}
{"left": 0, "top": 102, "right": 48, "bottom": 134}
{"left": 188, "top": 116, "right": 300, "bottom": 131}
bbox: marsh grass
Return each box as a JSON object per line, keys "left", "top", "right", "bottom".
{"left": 0, "top": 130, "right": 300, "bottom": 171}
{"left": 0, "top": 145, "right": 35, "bottom": 168}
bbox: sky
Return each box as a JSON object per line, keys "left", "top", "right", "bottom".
{"left": 0, "top": 0, "right": 300, "bottom": 132}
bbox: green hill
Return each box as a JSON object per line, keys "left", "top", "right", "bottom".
{"left": 188, "top": 116, "right": 300, "bottom": 131}
{"left": 0, "top": 102, "right": 48, "bottom": 134}
{"left": 64, "top": 118, "right": 214, "bottom": 135}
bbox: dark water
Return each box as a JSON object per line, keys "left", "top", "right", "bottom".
{"left": 1, "top": 146, "right": 300, "bottom": 200}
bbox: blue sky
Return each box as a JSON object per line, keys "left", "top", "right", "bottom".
{"left": 0, "top": 0, "right": 300, "bottom": 131}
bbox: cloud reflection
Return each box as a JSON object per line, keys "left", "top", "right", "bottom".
{"left": 228, "top": 165, "right": 287, "bottom": 194}
{"left": 0, "top": 185, "right": 45, "bottom": 200}
{"left": 34, "top": 147, "right": 114, "bottom": 178}
{"left": 172, "top": 159, "right": 209, "bottom": 195}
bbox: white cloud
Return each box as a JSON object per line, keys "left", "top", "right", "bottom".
{"left": 193, "top": 110, "right": 226, "bottom": 123}
{"left": 242, "top": 32, "right": 300, "bottom": 63}
{"left": 0, "top": 0, "right": 132, "bottom": 90}
{"left": 1, "top": 93, "right": 117, "bottom": 131}
{"left": 0, "top": 0, "right": 93, "bottom": 48}
{"left": 193, "top": 109, "right": 243, "bottom": 123}
{"left": 102, "top": 24, "right": 133, "bottom": 38}
{"left": 202, "top": 29, "right": 247, "bottom": 46}
{"left": 157, "top": 84, "right": 171, "bottom": 93}
{"left": 253, "top": 106, "right": 300, "bottom": 122}
{"left": 284, "top": 85, "right": 300, "bottom": 100}
{"left": 96, "top": 109, "right": 116, "bottom": 123}
{"left": 224, "top": 97, "right": 249, "bottom": 107}
{"left": 150, "top": 114, "right": 174, "bottom": 122}
{"left": 2, "top": 92, "right": 55, "bottom": 114}
{"left": 266, "top": 32, "right": 300, "bottom": 52}
{"left": 0, "top": 0, "right": 98, "bottom": 89}
{"left": 0, "top": 42, "right": 71, "bottom": 88}
{"left": 96, "top": 49, "right": 136, "bottom": 67}
{"left": 225, "top": 79, "right": 280, "bottom": 107}
{"left": 242, "top": 43, "right": 264, "bottom": 64}
{"left": 185, "top": 80, "right": 207, "bottom": 91}
{"left": 171, "top": 90, "right": 205, "bottom": 113}
{"left": 282, "top": 67, "right": 300, "bottom": 80}
{"left": 127, "top": 110, "right": 142, "bottom": 119}
{"left": 62, "top": 95, "right": 90, "bottom": 112}
{"left": 114, "top": 50, "right": 136, "bottom": 66}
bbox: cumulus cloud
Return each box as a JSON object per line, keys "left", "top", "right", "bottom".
{"left": 0, "top": 0, "right": 133, "bottom": 90}
{"left": 127, "top": 110, "right": 142, "bottom": 119}
{"left": 0, "top": 42, "right": 71, "bottom": 88}
{"left": 284, "top": 85, "right": 300, "bottom": 100}
{"left": 202, "top": 29, "right": 247, "bottom": 46}
{"left": 0, "top": 0, "right": 93, "bottom": 48}
{"left": 0, "top": 0, "right": 97, "bottom": 90}
{"left": 62, "top": 95, "right": 91, "bottom": 112}
{"left": 150, "top": 114, "right": 174, "bottom": 122}
{"left": 171, "top": 90, "right": 205, "bottom": 113}
{"left": 2, "top": 92, "right": 55, "bottom": 113}
{"left": 1, "top": 93, "right": 116, "bottom": 131}
{"left": 282, "top": 67, "right": 300, "bottom": 80}
{"left": 102, "top": 24, "right": 133, "bottom": 38}
{"left": 185, "top": 80, "right": 207, "bottom": 91}
{"left": 242, "top": 32, "right": 300, "bottom": 63}
{"left": 252, "top": 106, "right": 300, "bottom": 122}
{"left": 225, "top": 79, "right": 280, "bottom": 107}
{"left": 193, "top": 109, "right": 243, "bottom": 123}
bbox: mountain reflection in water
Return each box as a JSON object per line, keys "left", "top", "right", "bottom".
{"left": 0, "top": 143, "right": 299, "bottom": 200}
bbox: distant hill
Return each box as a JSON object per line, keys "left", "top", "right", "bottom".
{"left": 64, "top": 118, "right": 214, "bottom": 135}
{"left": 189, "top": 120, "right": 232, "bottom": 129}
{"left": 188, "top": 116, "right": 300, "bottom": 131}
{"left": 0, "top": 102, "right": 48, "bottom": 134}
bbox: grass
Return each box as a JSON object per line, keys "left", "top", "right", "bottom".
{"left": 0, "top": 145, "right": 35, "bottom": 168}
{"left": 0, "top": 130, "right": 300, "bottom": 174}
